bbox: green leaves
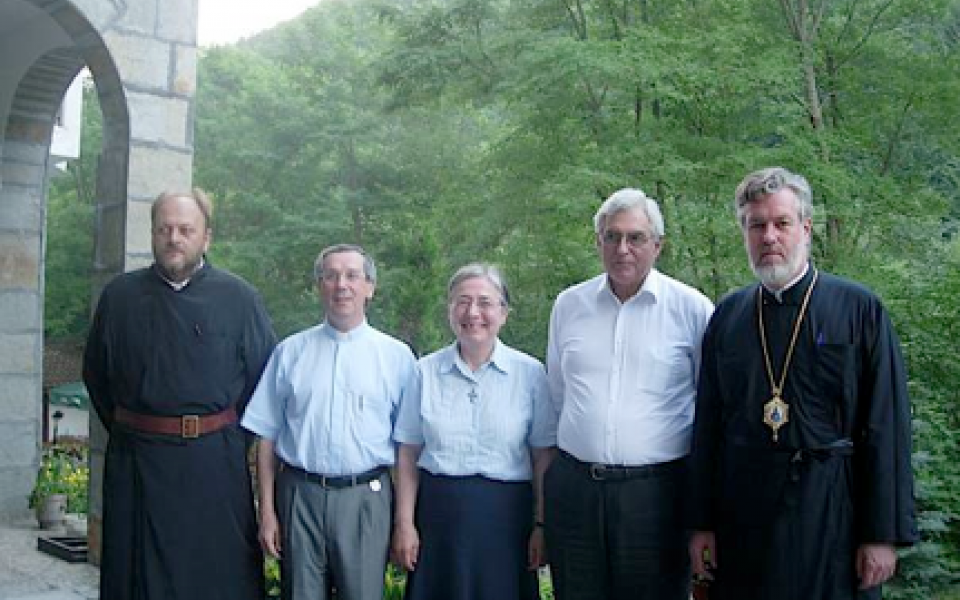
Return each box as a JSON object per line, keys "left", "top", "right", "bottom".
{"left": 44, "top": 84, "right": 100, "bottom": 342}
{"left": 185, "top": 2, "right": 960, "bottom": 591}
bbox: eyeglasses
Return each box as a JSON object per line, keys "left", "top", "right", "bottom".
{"left": 600, "top": 230, "right": 654, "bottom": 248}
{"left": 320, "top": 269, "right": 366, "bottom": 283}
{"left": 451, "top": 296, "right": 504, "bottom": 311}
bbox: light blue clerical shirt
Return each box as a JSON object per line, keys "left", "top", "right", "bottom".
{"left": 242, "top": 320, "right": 416, "bottom": 476}
{"left": 393, "top": 340, "right": 558, "bottom": 481}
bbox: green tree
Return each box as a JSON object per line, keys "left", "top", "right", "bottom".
{"left": 44, "top": 80, "right": 99, "bottom": 341}
{"left": 187, "top": 0, "right": 960, "bottom": 592}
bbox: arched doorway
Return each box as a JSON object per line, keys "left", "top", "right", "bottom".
{"left": 0, "top": 0, "right": 198, "bottom": 563}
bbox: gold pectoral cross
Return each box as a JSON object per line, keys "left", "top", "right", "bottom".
{"left": 762, "top": 394, "right": 790, "bottom": 442}
{"left": 756, "top": 270, "right": 818, "bottom": 445}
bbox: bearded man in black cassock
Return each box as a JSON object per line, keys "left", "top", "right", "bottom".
{"left": 83, "top": 189, "right": 277, "bottom": 600}
{"left": 688, "top": 167, "right": 917, "bottom": 600}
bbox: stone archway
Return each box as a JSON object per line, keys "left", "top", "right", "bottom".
{"left": 0, "top": 0, "right": 198, "bottom": 562}
{"left": 0, "top": 44, "right": 86, "bottom": 517}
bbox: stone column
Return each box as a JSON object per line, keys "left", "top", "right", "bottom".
{"left": 50, "top": 0, "right": 200, "bottom": 563}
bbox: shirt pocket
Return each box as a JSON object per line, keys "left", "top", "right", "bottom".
{"left": 421, "top": 384, "right": 472, "bottom": 454}
{"left": 636, "top": 345, "right": 691, "bottom": 397}
{"left": 161, "top": 321, "right": 239, "bottom": 387}
{"left": 814, "top": 343, "right": 857, "bottom": 429}
{"left": 348, "top": 388, "right": 392, "bottom": 434}
{"left": 815, "top": 343, "right": 856, "bottom": 395}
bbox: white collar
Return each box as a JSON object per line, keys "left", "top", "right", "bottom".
{"left": 763, "top": 263, "right": 809, "bottom": 303}
{"left": 158, "top": 258, "right": 205, "bottom": 291}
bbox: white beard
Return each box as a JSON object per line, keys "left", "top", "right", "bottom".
{"left": 751, "top": 248, "right": 808, "bottom": 290}
{"left": 752, "top": 263, "right": 795, "bottom": 289}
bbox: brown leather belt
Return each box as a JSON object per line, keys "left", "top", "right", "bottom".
{"left": 114, "top": 406, "right": 238, "bottom": 438}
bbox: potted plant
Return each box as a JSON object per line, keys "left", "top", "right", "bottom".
{"left": 29, "top": 445, "right": 89, "bottom": 530}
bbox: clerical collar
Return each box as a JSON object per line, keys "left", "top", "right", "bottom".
{"left": 322, "top": 319, "right": 369, "bottom": 342}
{"left": 762, "top": 263, "right": 810, "bottom": 303}
{"left": 157, "top": 258, "right": 205, "bottom": 291}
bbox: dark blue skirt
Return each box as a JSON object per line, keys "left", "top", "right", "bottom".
{"left": 404, "top": 471, "right": 540, "bottom": 600}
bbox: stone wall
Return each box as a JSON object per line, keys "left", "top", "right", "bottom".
{"left": 0, "top": 0, "right": 198, "bottom": 564}
{"left": 1, "top": 45, "right": 85, "bottom": 520}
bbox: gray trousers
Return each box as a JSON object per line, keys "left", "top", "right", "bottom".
{"left": 277, "top": 468, "right": 392, "bottom": 600}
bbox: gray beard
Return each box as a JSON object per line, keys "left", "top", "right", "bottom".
{"left": 752, "top": 263, "right": 795, "bottom": 289}
{"left": 748, "top": 238, "right": 811, "bottom": 290}
{"left": 751, "top": 250, "right": 807, "bottom": 290}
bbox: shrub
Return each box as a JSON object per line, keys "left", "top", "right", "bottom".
{"left": 29, "top": 445, "right": 89, "bottom": 514}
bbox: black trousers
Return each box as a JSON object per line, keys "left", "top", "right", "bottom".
{"left": 543, "top": 452, "right": 690, "bottom": 600}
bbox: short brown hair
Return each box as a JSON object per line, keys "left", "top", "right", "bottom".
{"left": 152, "top": 188, "right": 214, "bottom": 229}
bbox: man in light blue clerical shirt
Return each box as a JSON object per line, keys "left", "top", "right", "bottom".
{"left": 242, "top": 244, "right": 416, "bottom": 600}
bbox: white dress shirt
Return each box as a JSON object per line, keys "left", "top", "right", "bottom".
{"left": 547, "top": 269, "right": 713, "bottom": 465}
{"left": 241, "top": 320, "right": 416, "bottom": 476}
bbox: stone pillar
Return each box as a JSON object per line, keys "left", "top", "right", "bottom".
{"left": 0, "top": 37, "right": 84, "bottom": 518}
{"left": 66, "top": 0, "right": 200, "bottom": 564}
{"left": 0, "top": 138, "right": 47, "bottom": 518}
{"left": 0, "top": 0, "right": 199, "bottom": 561}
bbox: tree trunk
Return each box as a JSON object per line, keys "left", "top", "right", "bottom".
{"left": 779, "top": 0, "right": 829, "bottom": 161}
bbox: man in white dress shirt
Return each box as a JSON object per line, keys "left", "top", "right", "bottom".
{"left": 544, "top": 188, "right": 714, "bottom": 600}
{"left": 242, "top": 244, "right": 416, "bottom": 600}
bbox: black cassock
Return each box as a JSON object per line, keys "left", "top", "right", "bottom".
{"left": 689, "top": 267, "right": 917, "bottom": 600}
{"left": 84, "top": 263, "right": 276, "bottom": 600}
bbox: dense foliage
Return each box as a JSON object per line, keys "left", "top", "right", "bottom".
{"left": 193, "top": 1, "right": 960, "bottom": 595}
{"left": 44, "top": 0, "right": 959, "bottom": 595}
{"left": 44, "top": 82, "right": 99, "bottom": 340}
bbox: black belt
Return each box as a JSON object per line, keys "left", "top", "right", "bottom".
{"left": 559, "top": 450, "right": 684, "bottom": 481}
{"left": 284, "top": 465, "right": 386, "bottom": 489}
{"left": 729, "top": 437, "right": 855, "bottom": 461}
{"left": 792, "top": 438, "right": 855, "bottom": 461}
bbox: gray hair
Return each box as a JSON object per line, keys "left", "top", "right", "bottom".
{"left": 313, "top": 244, "right": 377, "bottom": 283}
{"left": 734, "top": 167, "right": 813, "bottom": 227}
{"left": 447, "top": 263, "right": 511, "bottom": 307}
{"left": 152, "top": 188, "right": 214, "bottom": 229}
{"left": 593, "top": 188, "right": 665, "bottom": 239}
